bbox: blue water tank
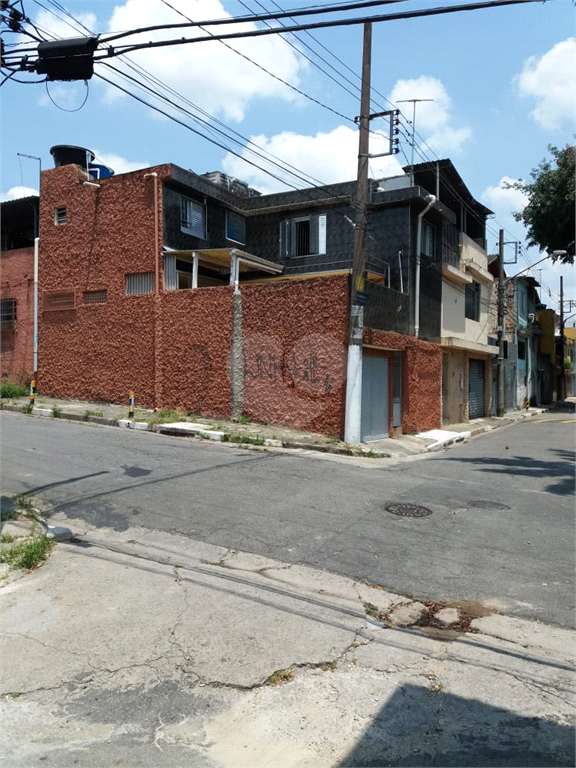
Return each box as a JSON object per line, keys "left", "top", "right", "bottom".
{"left": 88, "top": 163, "right": 115, "bottom": 179}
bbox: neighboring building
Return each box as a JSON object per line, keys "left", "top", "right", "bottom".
{"left": 32, "top": 147, "right": 493, "bottom": 439}
{"left": 514, "top": 276, "right": 541, "bottom": 407}
{"left": 1, "top": 196, "right": 38, "bottom": 381}
{"left": 535, "top": 307, "right": 556, "bottom": 404}
{"left": 564, "top": 326, "right": 575, "bottom": 397}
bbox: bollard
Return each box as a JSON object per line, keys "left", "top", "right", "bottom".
{"left": 29, "top": 379, "right": 36, "bottom": 407}
{"left": 128, "top": 390, "right": 135, "bottom": 419}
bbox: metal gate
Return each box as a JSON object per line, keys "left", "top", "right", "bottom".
{"left": 361, "top": 354, "right": 389, "bottom": 441}
{"left": 468, "top": 358, "right": 485, "bottom": 419}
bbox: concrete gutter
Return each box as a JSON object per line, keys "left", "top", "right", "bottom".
{"left": 0, "top": 401, "right": 549, "bottom": 460}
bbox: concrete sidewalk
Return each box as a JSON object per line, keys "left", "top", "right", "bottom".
{"left": 1, "top": 392, "right": 556, "bottom": 459}
{"left": 1, "top": 512, "right": 574, "bottom": 767}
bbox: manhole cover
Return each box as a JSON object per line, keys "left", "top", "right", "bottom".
{"left": 467, "top": 500, "right": 511, "bottom": 511}
{"left": 385, "top": 503, "right": 433, "bottom": 518}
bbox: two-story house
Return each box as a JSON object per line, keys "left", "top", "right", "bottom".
{"left": 0, "top": 195, "right": 38, "bottom": 382}
{"left": 31, "top": 145, "right": 492, "bottom": 440}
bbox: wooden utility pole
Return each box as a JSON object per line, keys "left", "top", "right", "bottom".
{"left": 497, "top": 229, "right": 505, "bottom": 416}
{"left": 344, "top": 21, "right": 371, "bottom": 445}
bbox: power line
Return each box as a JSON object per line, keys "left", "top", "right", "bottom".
{"left": 101, "top": 0, "right": 409, "bottom": 44}
{"left": 96, "top": 1, "right": 546, "bottom": 58}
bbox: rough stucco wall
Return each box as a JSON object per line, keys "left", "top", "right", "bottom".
{"left": 240, "top": 275, "right": 350, "bottom": 436}
{"left": 38, "top": 164, "right": 170, "bottom": 406}
{"left": 364, "top": 328, "right": 441, "bottom": 433}
{"left": 160, "top": 287, "right": 234, "bottom": 418}
{"left": 1, "top": 247, "right": 35, "bottom": 380}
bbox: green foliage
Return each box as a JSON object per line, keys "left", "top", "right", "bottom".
{"left": 51, "top": 406, "right": 61, "bottom": 418}
{"left": 225, "top": 433, "right": 265, "bottom": 446}
{"left": 506, "top": 145, "right": 575, "bottom": 263}
{"left": 83, "top": 409, "right": 104, "bottom": 420}
{"left": 235, "top": 415, "right": 252, "bottom": 424}
{"left": 0, "top": 535, "right": 53, "bottom": 571}
{"left": 21, "top": 403, "right": 33, "bottom": 414}
{"left": 564, "top": 358, "right": 574, "bottom": 373}
{"left": 1, "top": 380, "right": 28, "bottom": 399}
{"left": 147, "top": 408, "right": 184, "bottom": 426}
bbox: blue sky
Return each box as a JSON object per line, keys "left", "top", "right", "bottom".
{"left": 2, "top": 0, "right": 574, "bottom": 310}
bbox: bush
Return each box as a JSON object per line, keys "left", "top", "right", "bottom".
{"left": 1, "top": 380, "right": 28, "bottom": 399}
{"left": 0, "top": 535, "right": 54, "bottom": 571}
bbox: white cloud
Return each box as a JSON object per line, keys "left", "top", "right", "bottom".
{"left": 515, "top": 38, "right": 576, "bottom": 131}
{"left": 222, "top": 125, "right": 403, "bottom": 194}
{"left": 482, "top": 175, "right": 528, "bottom": 214}
{"left": 92, "top": 151, "right": 149, "bottom": 175}
{"left": 99, "top": 0, "right": 307, "bottom": 122}
{"left": 388, "top": 76, "right": 472, "bottom": 155}
{"left": 0, "top": 186, "right": 39, "bottom": 201}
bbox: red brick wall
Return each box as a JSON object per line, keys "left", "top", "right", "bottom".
{"left": 1, "top": 246, "right": 34, "bottom": 381}
{"left": 364, "top": 328, "right": 442, "bottom": 433}
{"left": 241, "top": 275, "right": 349, "bottom": 435}
{"left": 38, "top": 163, "right": 169, "bottom": 406}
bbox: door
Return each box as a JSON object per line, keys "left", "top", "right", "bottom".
{"left": 361, "top": 354, "right": 389, "bottom": 441}
{"left": 468, "top": 358, "right": 486, "bottom": 419}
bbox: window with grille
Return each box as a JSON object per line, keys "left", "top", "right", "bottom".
{"left": 0, "top": 298, "right": 16, "bottom": 329}
{"left": 83, "top": 290, "right": 107, "bottom": 304}
{"left": 43, "top": 290, "right": 75, "bottom": 311}
{"left": 55, "top": 206, "right": 67, "bottom": 225}
{"left": 226, "top": 210, "right": 246, "bottom": 244}
{"left": 465, "top": 281, "right": 480, "bottom": 321}
{"left": 181, "top": 196, "right": 206, "bottom": 239}
{"left": 126, "top": 273, "right": 154, "bottom": 295}
{"left": 280, "top": 214, "right": 326, "bottom": 258}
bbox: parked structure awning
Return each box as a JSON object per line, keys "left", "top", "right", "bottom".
{"left": 163, "top": 247, "right": 283, "bottom": 286}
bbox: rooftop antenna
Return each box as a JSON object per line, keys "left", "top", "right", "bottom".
{"left": 396, "top": 98, "right": 433, "bottom": 185}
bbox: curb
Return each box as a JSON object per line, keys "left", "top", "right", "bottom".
{"left": 1, "top": 402, "right": 548, "bottom": 460}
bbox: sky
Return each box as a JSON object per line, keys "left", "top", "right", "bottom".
{"left": 2, "top": 0, "right": 575, "bottom": 313}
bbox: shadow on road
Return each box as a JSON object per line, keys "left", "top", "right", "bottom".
{"left": 337, "top": 683, "right": 575, "bottom": 767}
{"left": 444, "top": 449, "right": 575, "bottom": 496}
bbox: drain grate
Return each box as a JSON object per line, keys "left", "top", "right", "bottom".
{"left": 467, "top": 500, "right": 511, "bottom": 511}
{"left": 385, "top": 503, "right": 433, "bottom": 518}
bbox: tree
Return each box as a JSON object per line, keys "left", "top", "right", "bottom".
{"left": 508, "top": 145, "right": 575, "bottom": 264}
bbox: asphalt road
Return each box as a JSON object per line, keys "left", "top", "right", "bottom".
{"left": 2, "top": 410, "right": 574, "bottom": 627}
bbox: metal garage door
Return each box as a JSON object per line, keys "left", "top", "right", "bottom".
{"left": 361, "top": 354, "right": 389, "bottom": 441}
{"left": 468, "top": 358, "right": 485, "bottom": 419}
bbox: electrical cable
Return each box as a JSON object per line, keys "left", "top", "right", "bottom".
{"left": 98, "top": 1, "right": 546, "bottom": 57}
{"left": 101, "top": 0, "right": 409, "bottom": 44}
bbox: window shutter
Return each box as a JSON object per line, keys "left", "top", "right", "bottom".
{"left": 317, "top": 214, "right": 326, "bottom": 254}
{"left": 163, "top": 255, "right": 177, "bottom": 291}
{"left": 280, "top": 219, "right": 292, "bottom": 258}
{"left": 309, "top": 215, "right": 319, "bottom": 255}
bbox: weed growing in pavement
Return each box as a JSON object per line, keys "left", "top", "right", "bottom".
{"left": 0, "top": 535, "right": 54, "bottom": 571}
{"left": 13, "top": 495, "right": 35, "bottom": 517}
{"left": 235, "top": 415, "right": 252, "bottom": 424}
{"left": 0, "top": 380, "right": 28, "bottom": 399}
{"left": 224, "top": 433, "right": 265, "bottom": 446}
{"left": 147, "top": 408, "right": 185, "bottom": 426}
{"left": 363, "top": 602, "right": 378, "bottom": 617}
{"left": 265, "top": 667, "right": 293, "bottom": 686}
{"left": 321, "top": 660, "right": 338, "bottom": 672}
{"left": 21, "top": 403, "right": 33, "bottom": 414}
{"left": 51, "top": 406, "right": 61, "bottom": 418}
{"left": 0, "top": 534, "right": 17, "bottom": 544}
{"left": 83, "top": 410, "right": 104, "bottom": 420}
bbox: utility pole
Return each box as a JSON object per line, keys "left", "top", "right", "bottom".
{"left": 559, "top": 275, "right": 565, "bottom": 402}
{"left": 344, "top": 21, "right": 371, "bottom": 445}
{"left": 497, "top": 229, "right": 505, "bottom": 417}
{"left": 396, "top": 98, "right": 433, "bottom": 185}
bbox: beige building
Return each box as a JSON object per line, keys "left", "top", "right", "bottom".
{"left": 441, "top": 233, "right": 495, "bottom": 424}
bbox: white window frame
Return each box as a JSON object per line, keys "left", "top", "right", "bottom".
{"left": 181, "top": 196, "right": 206, "bottom": 239}
{"left": 225, "top": 210, "right": 246, "bottom": 245}
{"left": 281, "top": 214, "right": 327, "bottom": 258}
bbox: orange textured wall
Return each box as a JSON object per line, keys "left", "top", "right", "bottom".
{"left": 364, "top": 327, "right": 442, "bottom": 433}
{"left": 1, "top": 247, "right": 35, "bottom": 381}
{"left": 240, "top": 275, "right": 350, "bottom": 435}
{"left": 38, "top": 163, "right": 169, "bottom": 405}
